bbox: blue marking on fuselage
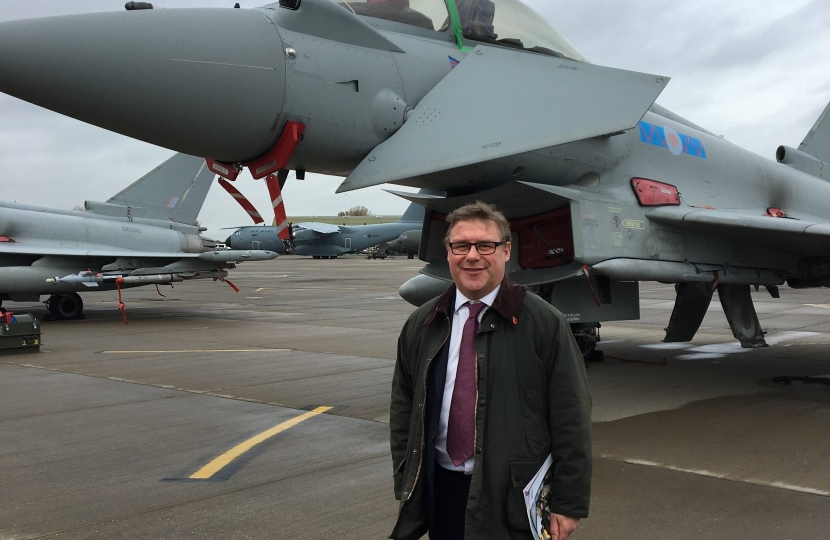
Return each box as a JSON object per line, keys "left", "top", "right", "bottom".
{"left": 639, "top": 121, "right": 706, "bottom": 159}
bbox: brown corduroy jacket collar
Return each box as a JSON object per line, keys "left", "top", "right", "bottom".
{"left": 422, "top": 275, "right": 524, "bottom": 327}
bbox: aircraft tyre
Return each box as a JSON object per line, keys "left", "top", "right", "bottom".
{"left": 570, "top": 322, "right": 603, "bottom": 363}
{"left": 408, "top": 253, "right": 415, "bottom": 259}
{"left": 47, "top": 293, "right": 84, "bottom": 320}
{"left": 313, "top": 256, "right": 320, "bottom": 259}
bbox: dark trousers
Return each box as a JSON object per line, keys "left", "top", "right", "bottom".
{"left": 428, "top": 464, "right": 471, "bottom": 540}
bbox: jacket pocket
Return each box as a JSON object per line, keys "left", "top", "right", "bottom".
{"left": 393, "top": 457, "right": 407, "bottom": 500}
{"left": 505, "top": 458, "right": 546, "bottom": 531}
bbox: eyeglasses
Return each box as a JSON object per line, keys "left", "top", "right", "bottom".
{"left": 448, "top": 241, "right": 507, "bottom": 255}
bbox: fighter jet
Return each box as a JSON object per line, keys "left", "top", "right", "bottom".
{"left": 225, "top": 202, "right": 423, "bottom": 258}
{"left": 1, "top": 0, "right": 829, "bottom": 354}
{"left": 0, "top": 153, "right": 277, "bottom": 321}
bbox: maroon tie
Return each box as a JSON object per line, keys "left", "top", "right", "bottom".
{"left": 447, "top": 301, "right": 487, "bottom": 466}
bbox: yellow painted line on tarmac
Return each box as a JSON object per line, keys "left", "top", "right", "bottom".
{"left": 101, "top": 349, "right": 291, "bottom": 354}
{"left": 190, "top": 406, "right": 333, "bottom": 479}
{"left": 255, "top": 288, "right": 265, "bottom": 292}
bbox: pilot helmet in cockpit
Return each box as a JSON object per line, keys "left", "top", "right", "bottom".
{"left": 454, "top": 0, "right": 497, "bottom": 41}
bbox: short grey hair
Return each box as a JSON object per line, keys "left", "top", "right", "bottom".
{"left": 444, "top": 201, "right": 511, "bottom": 244}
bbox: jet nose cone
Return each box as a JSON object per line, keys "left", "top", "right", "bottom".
{"left": 0, "top": 8, "right": 286, "bottom": 163}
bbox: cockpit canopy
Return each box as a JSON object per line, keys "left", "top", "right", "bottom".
{"left": 339, "top": 0, "right": 449, "bottom": 31}
{"left": 337, "top": 0, "right": 587, "bottom": 61}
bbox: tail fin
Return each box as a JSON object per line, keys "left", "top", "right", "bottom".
{"left": 399, "top": 201, "right": 425, "bottom": 223}
{"left": 799, "top": 101, "right": 830, "bottom": 163}
{"left": 106, "top": 154, "right": 214, "bottom": 224}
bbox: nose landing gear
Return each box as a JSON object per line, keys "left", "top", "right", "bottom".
{"left": 45, "top": 293, "right": 85, "bottom": 320}
{"left": 571, "top": 322, "right": 605, "bottom": 363}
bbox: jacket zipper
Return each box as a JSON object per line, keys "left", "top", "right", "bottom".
{"left": 406, "top": 320, "right": 451, "bottom": 501}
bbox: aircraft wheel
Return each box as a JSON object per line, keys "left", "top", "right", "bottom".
{"left": 46, "top": 295, "right": 61, "bottom": 319}
{"left": 313, "top": 256, "right": 320, "bottom": 259}
{"left": 49, "top": 293, "right": 84, "bottom": 320}
{"left": 407, "top": 253, "right": 415, "bottom": 259}
{"left": 570, "top": 322, "right": 601, "bottom": 362}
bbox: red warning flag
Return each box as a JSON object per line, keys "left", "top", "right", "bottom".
{"left": 218, "top": 179, "right": 264, "bottom": 224}
{"left": 265, "top": 174, "right": 290, "bottom": 241}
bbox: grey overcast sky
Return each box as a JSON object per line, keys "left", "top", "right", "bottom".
{"left": 1, "top": 0, "right": 828, "bottom": 236}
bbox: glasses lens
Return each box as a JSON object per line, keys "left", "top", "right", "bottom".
{"left": 451, "top": 243, "right": 471, "bottom": 255}
{"left": 476, "top": 242, "right": 497, "bottom": 254}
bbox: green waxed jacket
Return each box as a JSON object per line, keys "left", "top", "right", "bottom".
{"left": 389, "top": 277, "right": 592, "bottom": 540}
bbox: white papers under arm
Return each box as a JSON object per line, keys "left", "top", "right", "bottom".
{"left": 522, "top": 454, "right": 554, "bottom": 540}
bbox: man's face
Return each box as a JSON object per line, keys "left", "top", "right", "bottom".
{"left": 446, "top": 219, "right": 511, "bottom": 300}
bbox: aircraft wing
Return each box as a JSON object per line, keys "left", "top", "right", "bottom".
{"left": 294, "top": 222, "right": 341, "bottom": 234}
{"left": 0, "top": 238, "right": 277, "bottom": 262}
{"left": 0, "top": 238, "right": 203, "bottom": 259}
{"left": 338, "top": 46, "right": 668, "bottom": 193}
{"left": 647, "top": 206, "right": 830, "bottom": 255}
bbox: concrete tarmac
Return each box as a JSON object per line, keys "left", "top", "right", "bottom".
{"left": 2, "top": 257, "right": 830, "bottom": 539}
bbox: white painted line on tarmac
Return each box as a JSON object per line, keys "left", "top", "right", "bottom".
{"left": 675, "top": 353, "right": 725, "bottom": 360}
{"left": 641, "top": 343, "right": 691, "bottom": 350}
{"left": 101, "top": 349, "right": 291, "bottom": 354}
{"left": 769, "top": 481, "right": 830, "bottom": 496}
{"left": 640, "top": 332, "right": 820, "bottom": 360}
{"left": 606, "top": 455, "right": 830, "bottom": 496}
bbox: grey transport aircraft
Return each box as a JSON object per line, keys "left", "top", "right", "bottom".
{"left": 1, "top": 0, "right": 829, "bottom": 355}
{"left": 225, "top": 202, "right": 423, "bottom": 258}
{"left": 389, "top": 229, "right": 421, "bottom": 258}
{"left": 0, "top": 153, "right": 277, "bottom": 321}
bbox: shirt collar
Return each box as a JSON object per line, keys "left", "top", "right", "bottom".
{"left": 424, "top": 276, "right": 525, "bottom": 327}
{"left": 454, "top": 284, "right": 501, "bottom": 314}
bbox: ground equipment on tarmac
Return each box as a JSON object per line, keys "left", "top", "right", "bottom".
{"left": 0, "top": 313, "right": 41, "bottom": 354}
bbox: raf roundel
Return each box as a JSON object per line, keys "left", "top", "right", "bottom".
{"left": 664, "top": 125, "right": 683, "bottom": 156}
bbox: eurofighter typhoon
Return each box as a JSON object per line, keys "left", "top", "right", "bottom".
{"left": 0, "top": 153, "right": 277, "bottom": 321}
{"left": 1, "top": 0, "right": 828, "bottom": 354}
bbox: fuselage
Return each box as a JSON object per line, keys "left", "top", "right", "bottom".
{"left": 0, "top": 0, "right": 826, "bottom": 278}
{"left": 228, "top": 220, "right": 420, "bottom": 256}
{"left": 0, "top": 201, "right": 211, "bottom": 258}
{"left": 0, "top": 201, "right": 215, "bottom": 298}
{"left": 0, "top": 0, "right": 577, "bottom": 173}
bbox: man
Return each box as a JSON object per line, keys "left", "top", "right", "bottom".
{"left": 390, "top": 202, "right": 591, "bottom": 540}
